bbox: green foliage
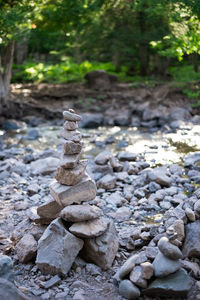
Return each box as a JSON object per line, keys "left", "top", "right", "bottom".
{"left": 168, "top": 64, "right": 200, "bottom": 82}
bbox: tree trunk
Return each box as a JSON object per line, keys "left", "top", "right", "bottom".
{"left": 0, "top": 41, "right": 15, "bottom": 111}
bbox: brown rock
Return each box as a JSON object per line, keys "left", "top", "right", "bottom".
{"left": 60, "top": 129, "right": 82, "bottom": 142}
{"left": 69, "top": 217, "right": 108, "bottom": 238}
{"left": 60, "top": 204, "right": 102, "bottom": 222}
{"left": 63, "top": 140, "right": 83, "bottom": 155}
{"left": 27, "top": 206, "right": 54, "bottom": 225}
{"left": 81, "top": 220, "right": 118, "bottom": 270}
{"left": 15, "top": 234, "right": 37, "bottom": 263}
{"left": 55, "top": 160, "right": 87, "bottom": 186}
{"left": 64, "top": 121, "right": 78, "bottom": 131}
{"left": 63, "top": 111, "right": 82, "bottom": 122}
{"left": 60, "top": 152, "right": 82, "bottom": 169}
{"left": 49, "top": 173, "right": 96, "bottom": 207}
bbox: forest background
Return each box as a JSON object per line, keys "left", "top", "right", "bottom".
{"left": 1, "top": 0, "right": 200, "bottom": 108}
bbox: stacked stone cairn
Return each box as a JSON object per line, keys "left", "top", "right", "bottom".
{"left": 114, "top": 223, "right": 193, "bottom": 300}
{"left": 36, "top": 109, "right": 118, "bottom": 276}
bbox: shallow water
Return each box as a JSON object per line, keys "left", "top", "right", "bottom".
{"left": 2, "top": 122, "right": 200, "bottom": 165}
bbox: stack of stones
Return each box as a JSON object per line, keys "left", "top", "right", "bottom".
{"left": 36, "top": 109, "right": 118, "bottom": 276}
{"left": 115, "top": 236, "right": 192, "bottom": 299}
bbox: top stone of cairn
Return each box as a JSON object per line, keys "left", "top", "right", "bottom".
{"left": 63, "top": 109, "right": 82, "bottom": 122}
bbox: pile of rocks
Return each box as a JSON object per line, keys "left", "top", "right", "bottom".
{"left": 35, "top": 109, "right": 118, "bottom": 276}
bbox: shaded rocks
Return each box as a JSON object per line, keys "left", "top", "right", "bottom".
{"left": 119, "top": 280, "right": 140, "bottom": 300}
{"left": 153, "top": 251, "right": 180, "bottom": 278}
{"left": 182, "top": 220, "right": 200, "bottom": 258}
{"left": 0, "top": 278, "right": 30, "bottom": 300}
{"left": 15, "top": 234, "right": 37, "bottom": 263}
{"left": 0, "top": 255, "right": 14, "bottom": 282}
{"left": 36, "top": 218, "right": 84, "bottom": 276}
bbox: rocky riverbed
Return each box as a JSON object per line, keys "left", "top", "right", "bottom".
{"left": 0, "top": 109, "right": 200, "bottom": 300}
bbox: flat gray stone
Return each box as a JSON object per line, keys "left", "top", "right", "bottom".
{"left": 50, "top": 173, "right": 96, "bottom": 207}
{"left": 36, "top": 218, "right": 83, "bottom": 276}
{"left": 55, "top": 160, "right": 87, "bottom": 186}
{"left": 60, "top": 152, "right": 82, "bottom": 169}
{"left": 60, "top": 204, "right": 102, "bottom": 222}
{"left": 119, "top": 280, "right": 140, "bottom": 300}
{"left": 118, "top": 152, "right": 137, "bottom": 161}
{"left": 69, "top": 217, "right": 108, "bottom": 238}
{"left": 153, "top": 251, "right": 180, "bottom": 278}
{"left": 63, "top": 111, "right": 82, "bottom": 122}
{"left": 30, "top": 157, "right": 59, "bottom": 175}
{"left": 82, "top": 220, "right": 118, "bottom": 270}
{"left": 60, "top": 129, "right": 82, "bottom": 142}
{"left": 97, "top": 174, "right": 116, "bottom": 190}
{"left": 143, "top": 268, "right": 193, "bottom": 298}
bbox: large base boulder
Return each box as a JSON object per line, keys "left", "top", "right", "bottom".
{"left": 36, "top": 218, "right": 83, "bottom": 276}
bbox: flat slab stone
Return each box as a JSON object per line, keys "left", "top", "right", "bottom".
{"left": 55, "top": 160, "right": 87, "bottom": 186}
{"left": 50, "top": 173, "right": 96, "bottom": 207}
{"left": 143, "top": 268, "right": 193, "bottom": 298}
{"left": 36, "top": 218, "right": 83, "bottom": 276}
{"left": 30, "top": 157, "right": 59, "bottom": 175}
{"left": 118, "top": 151, "right": 137, "bottom": 161}
{"left": 63, "top": 111, "right": 82, "bottom": 122}
{"left": 60, "top": 204, "right": 102, "bottom": 222}
{"left": 63, "top": 140, "right": 83, "bottom": 155}
{"left": 153, "top": 251, "right": 180, "bottom": 278}
{"left": 60, "top": 129, "right": 82, "bottom": 142}
{"left": 69, "top": 217, "right": 108, "bottom": 238}
{"left": 60, "top": 152, "right": 82, "bottom": 169}
{"left": 37, "top": 197, "right": 63, "bottom": 219}
{"left": 81, "top": 220, "right": 119, "bottom": 270}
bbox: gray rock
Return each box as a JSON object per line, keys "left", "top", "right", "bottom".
{"left": 185, "top": 207, "right": 195, "bottom": 222}
{"left": 143, "top": 268, "right": 193, "bottom": 298}
{"left": 69, "top": 217, "right": 108, "bottom": 238}
{"left": 60, "top": 129, "right": 82, "bottom": 142}
{"left": 15, "top": 234, "right": 37, "bottom": 263}
{"left": 140, "top": 262, "right": 154, "bottom": 280}
{"left": 158, "top": 237, "right": 182, "bottom": 260}
{"left": 79, "top": 113, "right": 103, "bottom": 128}
{"left": 118, "top": 254, "right": 139, "bottom": 280}
{"left": 82, "top": 220, "right": 118, "bottom": 270}
{"left": 30, "top": 157, "right": 59, "bottom": 175}
{"left": 0, "top": 255, "right": 13, "bottom": 282}
{"left": 184, "top": 152, "right": 200, "bottom": 168}
{"left": 63, "top": 110, "right": 82, "bottom": 122}
{"left": 60, "top": 204, "right": 102, "bottom": 222}
{"left": 94, "top": 151, "right": 112, "bottom": 165}
{"left": 36, "top": 218, "right": 83, "bottom": 275}
{"left": 145, "top": 247, "right": 158, "bottom": 260}
{"left": 27, "top": 183, "right": 40, "bottom": 195}
{"left": 129, "top": 266, "right": 147, "bottom": 288}
{"left": 40, "top": 275, "right": 61, "bottom": 289}
{"left": 182, "top": 220, "right": 200, "bottom": 258}
{"left": 153, "top": 251, "right": 180, "bottom": 277}
{"left": 50, "top": 173, "right": 96, "bottom": 207}
{"left": 148, "top": 169, "right": 172, "bottom": 187}
{"left": 97, "top": 174, "right": 116, "bottom": 190}
{"left": 118, "top": 152, "right": 137, "bottom": 162}
{"left": 194, "top": 200, "right": 200, "bottom": 217}
{"left": 63, "top": 140, "right": 83, "bottom": 155}
{"left": 0, "top": 278, "right": 30, "bottom": 300}
{"left": 37, "top": 197, "right": 62, "bottom": 219}
{"left": 119, "top": 280, "right": 140, "bottom": 300}
{"left": 106, "top": 191, "right": 125, "bottom": 207}
{"left": 64, "top": 120, "right": 78, "bottom": 131}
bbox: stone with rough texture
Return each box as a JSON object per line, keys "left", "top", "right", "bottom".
{"left": 60, "top": 129, "right": 82, "bottom": 143}
{"left": 182, "top": 220, "right": 200, "bottom": 258}
{"left": 148, "top": 169, "right": 172, "bottom": 187}
{"left": 37, "top": 197, "right": 62, "bottom": 219}
{"left": 153, "top": 251, "right": 180, "bottom": 278}
{"left": 63, "top": 140, "right": 82, "bottom": 155}
{"left": 55, "top": 160, "right": 87, "bottom": 186}
{"left": 69, "top": 217, "right": 108, "bottom": 238}
{"left": 50, "top": 174, "right": 96, "bottom": 207}
{"left": 15, "top": 234, "right": 37, "bottom": 263}
{"left": 60, "top": 152, "right": 82, "bottom": 169}
{"left": 143, "top": 268, "right": 193, "bottom": 298}
{"left": 185, "top": 207, "right": 196, "bottom": 222}
{"left": 119, "top": 280, "right": 140, "bottom": 300}
{"left": 140, "top": 262, "right": 154, "bottom": 280}
{"left": 94, "top": 151, "right": 112, "bottom": 165}
{"left": 118, "top": 152, "right": 137, "bottom": 162}
{"left": 30, "top": 157, "right": 59, "bottom": 175}
{"left": 81, "top": 220, "right": 118, "bottom": 270}
{"left": 0, "top": 278, "right": 30, "bottom": 300}
{"left": 63, "top": 111, "right": 82, "bottom": 122}
{"left": 158, "top": 237, "right": 182, "bottom": 260}
{"left": 36, "top": 218, "right": 83, "bottom": 276}
{"left": 64, "top": 121, "right": 78, "bottom": 131}
{"left": 97, "top": 174, "right": 116, "bottom": 190}
{"left": 0, "top": 255, "right": 13, "bottom": 282}
{"left": 60, "top": 205, "right": 102, "bottom": 222}
{"left": 129, "top": 266, "right": 147, "bottom": 288}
